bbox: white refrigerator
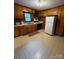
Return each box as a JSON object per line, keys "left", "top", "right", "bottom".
{"left": 45, "top": 16, "right": 56, "bottom": 35}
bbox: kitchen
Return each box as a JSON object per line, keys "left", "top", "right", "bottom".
{"left": 14, "top": 0, "right": 64, "bottom": 59}
{"left": 14, "top": 4, "right": 64, "bottom": 37}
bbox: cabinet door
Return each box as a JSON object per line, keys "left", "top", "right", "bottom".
{"left": 27, "top": 24, "right": 36, "bottom": 33}
{"left": 14, "top": 27, "right": 20, "bottom": 37}
{"left": 20, "top": 26, "right": 28, "bottom": 35}
{"left": 31, "top": 24, "right": 36, "bottom": 32}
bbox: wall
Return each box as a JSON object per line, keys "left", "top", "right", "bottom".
{"left": 56, "top": 6, "right": 64, "bottom": 36}
{"left": 14, "top": 3, "right": 35, "bottom": 21}
{"left": 14, "top": 4, "right": 64, "bottom": 36}
{"left": 38, "top": 8, "right": 58, "bottom": 17}
{"left": 38, "top": 5, "right": 64, "bottom": 36}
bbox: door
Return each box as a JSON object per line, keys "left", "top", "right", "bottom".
{"left": 45, "top": 22, "right": 53, "bottom": 35}
{"left": 46, "top": 16, "right": 55, "bottom": 23}
{"left": 45, "top": 16, "right": 55, "bottom": 35}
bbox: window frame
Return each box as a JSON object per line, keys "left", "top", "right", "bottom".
{"left": 23, "top": 12, "right": 32, "bottom": 22}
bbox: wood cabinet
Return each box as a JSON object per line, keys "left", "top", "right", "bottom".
{"left": 14, "top": 24, "right": 36, "bottom": 37}
{"left": 20, "top": 26, "right": 28, "bottom": 35}
{"left": 14, "top": 27, "right": 20, "bottom": 37}
{"left": 27, "top": 24, "right": 36, "bottom": 33}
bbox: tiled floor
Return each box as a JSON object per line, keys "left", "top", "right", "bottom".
{"left": 14, "top": 30, "right": 64, "bottom": 59}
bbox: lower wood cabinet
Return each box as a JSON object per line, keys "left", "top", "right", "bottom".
{"left": 27, "top": 24, "right": 36, "bottom": 33}
{"left": 20, "top": 26, "right": 28, "bottom": 35}
{"left": 14, "top": 27, "right": 20, "bottom": 37}
{"left": 14, "top": 24, "right": 36, "bottom": 37}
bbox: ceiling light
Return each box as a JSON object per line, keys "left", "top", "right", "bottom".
{"left": 36, "top": 0, "right": 46, "bottom": 7}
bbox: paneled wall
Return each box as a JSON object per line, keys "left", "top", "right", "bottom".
{"left": 14, "top": 3, "right": 35, "bottom": 21}
{"left": 14, "top": 4, "right": 64, "bottom": 36}
{"left": 38, "top": 5, "right": 64, "bottom": 36}
{"left": 38, "top": 8, "right": 58, "bottom": 17}
{"left": 56, "top": 6, "right": 64, "bottom": 36}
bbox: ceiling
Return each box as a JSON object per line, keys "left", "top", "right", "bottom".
{"left": 14, "top": 0, "right": 64, "bottom": 11}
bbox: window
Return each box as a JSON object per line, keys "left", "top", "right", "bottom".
{"left": 24, "top": 13, "right": 31, "bottom": 22}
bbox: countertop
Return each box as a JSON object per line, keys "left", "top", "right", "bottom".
{"left": 14, "top": 21, "right": 43, "bottom": 27}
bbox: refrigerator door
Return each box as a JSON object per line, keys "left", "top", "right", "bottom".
{"left": 45, "top": 16, "right": 55, "bottom": 35}
{"left": 46, "top": 16, "right": 55, "bottom": 23}
{"left": 45, "top": 22, "right": 53, "bottom": 35}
